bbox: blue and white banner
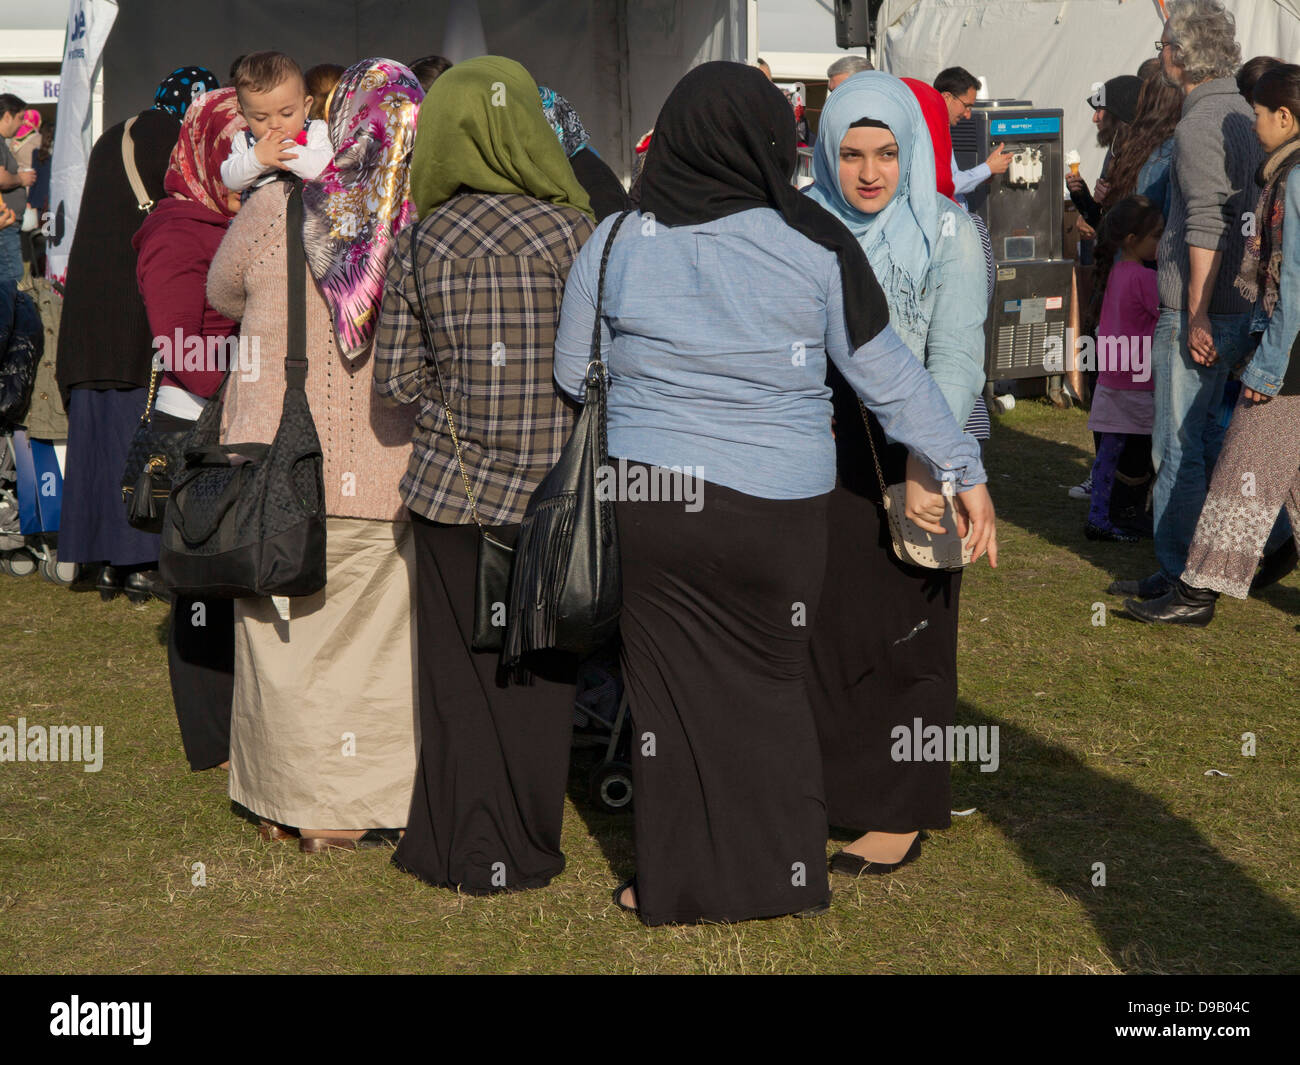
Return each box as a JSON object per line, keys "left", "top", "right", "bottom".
{"left": 45, "top": 0, "right": 117, "bottom": 284}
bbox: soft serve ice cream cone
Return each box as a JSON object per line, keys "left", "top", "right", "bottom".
{"left": 1066, "top": 149, "right": 1081, "bottom": 177}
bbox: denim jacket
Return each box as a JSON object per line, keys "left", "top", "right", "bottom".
{"left": 1137, "top": 137, "right": 1175, "bottom": 219}
{"left": 1239, "top": 175, "right": 1300, "bottom": 396}
{"left": 883, "top": 203, "right": 988, "bottom": 428}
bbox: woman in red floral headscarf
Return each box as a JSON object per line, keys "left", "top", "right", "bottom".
{"left": 133, "top": 86, "right": 246, "bottom": 775}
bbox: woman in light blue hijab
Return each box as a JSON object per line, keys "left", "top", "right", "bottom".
{"left": 806, "top": 70, "right": 990, "bottom": 880}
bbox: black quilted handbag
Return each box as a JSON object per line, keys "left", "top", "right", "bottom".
{"left": 503, "top": 210, "right": 630, "bottom": 665}
{"left": 158, "top": 179, "right": 326, "bottom": 598}
{"left": 120, "top": 366, "right": 194, "bottom": 533}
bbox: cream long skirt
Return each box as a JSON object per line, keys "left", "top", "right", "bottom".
{"left": 228, "top": 517, "right": 418, "bottom": 830}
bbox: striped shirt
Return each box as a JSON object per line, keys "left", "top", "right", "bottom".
{"left": 373, "top": 192, "right": 594, "bottom": 525}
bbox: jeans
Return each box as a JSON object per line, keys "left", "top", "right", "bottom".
{"left": 0, "top": 225, "right": 21, "bottom": 283}
{"left": 1151, "top": 308, "right": 1253, "bottom": 579}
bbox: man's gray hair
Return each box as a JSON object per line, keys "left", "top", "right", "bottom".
{"left": 827, "top": 55, "right": 873, "bottom": 80}
{"left": 1165, "top": 0, "right": 1241, "bottom": 84}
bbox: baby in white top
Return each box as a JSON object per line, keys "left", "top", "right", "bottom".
{"left": 221, "top": 51, "right": 333, "bottom": 191}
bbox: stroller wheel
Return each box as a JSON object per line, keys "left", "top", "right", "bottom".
{"left": 41, "top": 556, "right": 77, "bottom": 586}
{"left": 589, "top": 760, "right": 633, "bottom": 814}
{"left": 2, "top": 550, "right": 37, "bottom": 577}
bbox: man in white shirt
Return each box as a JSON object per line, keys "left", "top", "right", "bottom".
{"left": 935, "top": 66, "right": 1012, "bottom": 206}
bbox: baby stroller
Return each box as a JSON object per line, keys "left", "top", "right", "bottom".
{"left": 0, "top": 433, "right": 36, "bottom": 576}
{"left": 0, "top": 431, "right": 74, "bottom": 584}
{"left": 573, "top": 652, "right": 634, "bottom": 814}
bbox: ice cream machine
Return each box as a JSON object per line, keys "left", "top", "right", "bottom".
{"left": 953, "top": 104, "right": 1072, "bottom": 381}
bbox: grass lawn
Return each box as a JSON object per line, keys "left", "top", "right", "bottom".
{"left": 1, "top": 399, "right": 1297, "bottom": 974}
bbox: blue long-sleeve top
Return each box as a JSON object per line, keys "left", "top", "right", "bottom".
{"left": 552, "top": 207, "right": 987, "bottom": 501}
{"left": 1240, "top": 174, "right": 1300, "bottom": 396}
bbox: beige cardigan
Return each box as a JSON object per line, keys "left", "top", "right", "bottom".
{"left": 207, "top": 183, "right": 414, "bottom": 522}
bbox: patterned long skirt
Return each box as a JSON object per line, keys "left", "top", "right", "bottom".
{"left": 1183, "top": 394, "right": 1300, "bottom": 598}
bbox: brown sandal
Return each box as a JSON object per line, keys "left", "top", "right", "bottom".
{"left": 258, "top": 820, "right": 300, "bottom": 842}
{"left": 298, "top": 836, "right": 358, "bottom": 853}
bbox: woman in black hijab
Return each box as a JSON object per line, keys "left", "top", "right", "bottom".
{"left": 550, "top": 61, "right": 995, "bottom": 924}
{"left": 55, "top": 67, "right": 219, "bottom": 602}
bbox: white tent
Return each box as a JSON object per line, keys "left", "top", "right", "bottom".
{"left": 877, "top": 0, "right": 1300, "bottom": 182}
{"left": 100, "top": 0, "right": 748, "bottom": 183}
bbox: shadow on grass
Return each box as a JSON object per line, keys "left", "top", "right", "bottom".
{"left": 955, "top": 699, "right": 1300, "bottom": 973}
{"left": 988, "top": 421, "right": 1157, "bottom": 585}
{"left": 565, "top": 749, "right": 635, "bottom": 882}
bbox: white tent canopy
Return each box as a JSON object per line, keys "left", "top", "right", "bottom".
{"left": 101, "top": 0, "right": 748, "bottom": 183}
{"left": 877, "top": 0, "right": 1300, "bottom": 183}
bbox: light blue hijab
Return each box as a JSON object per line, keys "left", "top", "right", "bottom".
{"left": 807, "top": 71, "right": 939, "bottom": 333}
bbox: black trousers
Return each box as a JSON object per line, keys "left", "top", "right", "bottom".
{"left": 154, "top": 409, "right": 233, "bottom": 771}
{"left": 393, "top": 514, "right": 577, "bottom": 895}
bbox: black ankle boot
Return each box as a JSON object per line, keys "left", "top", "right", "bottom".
{"left": 96, "top": 565, "right": 123, "bottom": 602}
{"left": 1124, "top": 579, "right": 1218, "bottom": 627}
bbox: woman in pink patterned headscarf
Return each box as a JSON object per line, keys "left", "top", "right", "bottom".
{"left": 302, "top": 59, "right": 423, "bottom": 360}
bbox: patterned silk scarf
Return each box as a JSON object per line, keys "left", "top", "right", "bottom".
{"left": 302, "top": 59, "right": 424, "bottom": 360}
{"left": 1236, "top": 136, "right": 1300, "bottom": 318}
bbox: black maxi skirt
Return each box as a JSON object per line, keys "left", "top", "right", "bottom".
{"left": 806, "top": 479, "right": 961, "bottom": 834}
{"left": 618, "top": 468, "right": 832, "bottom": 925}
{"left": 393, "top": 515, "right": 577, "bottom": 895}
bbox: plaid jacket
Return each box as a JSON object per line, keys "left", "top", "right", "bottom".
{"left": 375, "top": 192, "right": 594, "bottom": 525}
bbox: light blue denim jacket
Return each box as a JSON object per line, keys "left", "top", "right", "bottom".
{"left": 881, "top": 203, "right": 989, "bottom": 428}
{"left": 552, "top": 208, "right": 987, "bottom": 501}
{"left": 1240, "top": 176, "right": 1300, "bottom": 395}
{"left": 1137, "top": 137, "right": 1175, "bottom": 219}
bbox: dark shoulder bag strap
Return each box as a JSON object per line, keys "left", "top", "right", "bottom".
{"left": 284, "top": 178, "right": 307, "bottom": 391}
{"left": 588, "top": 210, "right": 632, "bottom": 368}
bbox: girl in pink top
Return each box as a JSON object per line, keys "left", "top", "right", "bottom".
{"left": 1087, "top": 195, "right": 1163, "bottom": 541}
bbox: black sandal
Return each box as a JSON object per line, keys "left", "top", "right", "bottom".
{"left": 612, "top": 877, "right": 638, "bottom": 914}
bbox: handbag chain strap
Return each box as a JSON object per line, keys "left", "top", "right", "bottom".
{"left": 857, "top": 400, "right": 892, "bottom": 496}
{"left": 407, "top": 224, "right": 489, "bottom": 533}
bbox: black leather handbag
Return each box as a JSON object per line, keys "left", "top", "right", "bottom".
{"left": 0, "top": 285, "right": 40, "bottom": 432}
{"left": 406, "top": 225, "right": 515, "bottom": 652}
{"left": 120, "top": 366, "right": 194, "bottom": 533}
{"left": 503, "top": 209, "right": 631, "bottom": 665}
{"left": 158, "top": 179, "right": 326, "bottom": 598}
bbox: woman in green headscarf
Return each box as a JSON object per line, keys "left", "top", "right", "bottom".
{"left": 409, "top": 55, "right": 592, "bottom": 220}
{"left": 375, "top": 56, "right": 597, "bottom": 897}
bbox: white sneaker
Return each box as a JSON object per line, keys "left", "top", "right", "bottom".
{"left": 1068, "top": 476, "right": 1092, "bottom": 500}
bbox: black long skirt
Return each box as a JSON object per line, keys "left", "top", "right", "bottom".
{"left": 618, "top": 471, "right": 832, "bottom": 925}
{"left": 393, "top": 515, "right": 577, "bottom": 895}
{"left": 167, "top": 595, "right": 234, "bottom": 771}
{"left": 806, "top": 481, "right": 960, "bottom": 833}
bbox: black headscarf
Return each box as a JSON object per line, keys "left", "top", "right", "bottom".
{"left": 638, "top": 61, "right": 890, "bottom": 349}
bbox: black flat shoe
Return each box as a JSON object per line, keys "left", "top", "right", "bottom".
{"left": 829, "top": 831, "right": 927, "bottom": 877}
{"left": 793, "top": 896, "right": 832, "bottom": 918}
{"left": 1251, "top": 540, "right": 1298, "bottom": 592}
{"left": 96, "top": 564, "right": 123, "bottom": 602}
{"left": 1124, "top": 579, "right": 1217, "bottom": 627}
{"left": 613, "top": 877, "right": 638, "bottom": 914}
{"left": 1085, "top": 523, "right": 1139, "bottom": 544}
{"left": 1107, "top": 571, "right": 1171, "bottom": 599}
{"left": 124, "top": 568, "right": 170, "bottom": 604}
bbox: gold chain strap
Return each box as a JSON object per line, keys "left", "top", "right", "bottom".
{"left": 857, "top": 400, "right": 890, "bottom": 494}
{"left": 139, "top": 364, "right": 162, "bottom": 426}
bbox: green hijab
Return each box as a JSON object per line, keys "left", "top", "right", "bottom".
{"left": 411, "top": 56, "right": 593, "bottom": 220}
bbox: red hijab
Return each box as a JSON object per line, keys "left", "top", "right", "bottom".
{"left": 163, "top": 87, "right": 246, "bottom": 219}
{"left": 901, "top": 77, "right": 956, "bottom": 202}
